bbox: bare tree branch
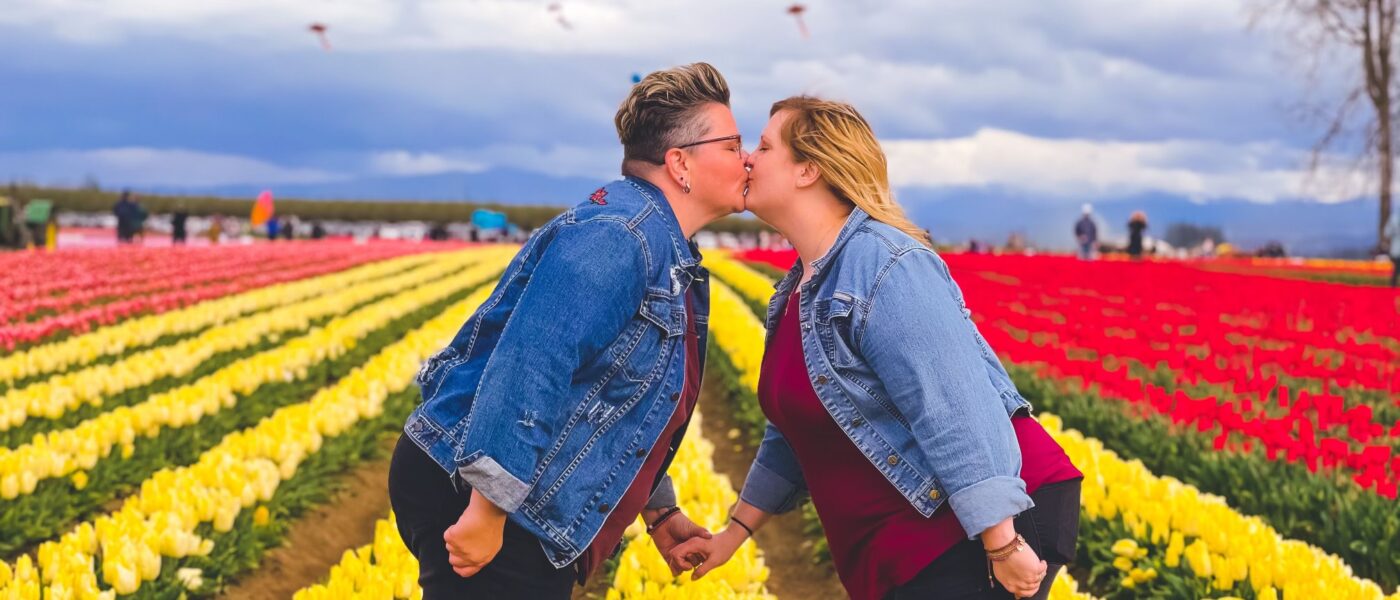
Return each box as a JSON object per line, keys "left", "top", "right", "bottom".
{"left": 1257, "top": 0, "right": 1397, "bottom": 250}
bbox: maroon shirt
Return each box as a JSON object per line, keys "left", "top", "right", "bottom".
{"left": 758, "top": 289, "right": 1081, "bottom": 600}
{"left": 578, "top": 294, "right": 702, "bottom": 580}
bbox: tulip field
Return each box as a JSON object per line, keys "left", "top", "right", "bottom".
{"left": 0, "top": 241, "right": 1394, "bottom": 599}
{"left": 716, "top": 250, "right": 1400, "bottom": 600}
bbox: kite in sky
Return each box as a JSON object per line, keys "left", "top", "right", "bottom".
{"left": 547, "top": 3, "right": 573, "bottom": 30}
{"left": 787, "top": 4, "right": 809, "bottom": 38}
{"left": 308, "top": 23, "right": 332, "bottom": 51}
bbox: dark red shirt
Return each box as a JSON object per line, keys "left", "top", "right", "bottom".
{"left": 758, "top": 290, "right": 1081, "bottom": 600}
{"left": 578, "top": 294, "right": 702, "bottom": 579}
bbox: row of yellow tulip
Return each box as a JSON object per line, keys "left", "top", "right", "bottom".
{"left": 606, "top": 408, "right": 776, "bottom": 599}
{"left": 0, "top": 250, "right": 444, "bottom": 388}
{"left": 0, "top": 250, "right": 483, "bottom": 432}
{"left": 0, "top": 279, "right": 503, "bottom": 598}
{"left": 291, "top": 514, "right": 422, "bottom": 600}
{"left": 293, "top": 478, "right": 1093, "bottom": 600}
{"left": 702, "top": 261, "right": 1102, "bottom": 600}
{"left": 1040, "top": 413, "right": 1400, "bottom": 600}
{"left": 706, "top": 251, "right": 783, "bottom": 308}
{"left": 289, "top": 413, "right": 776, "bottom": 600}
{"left": 0, "top": 249, "right": 514, "bottom": 503}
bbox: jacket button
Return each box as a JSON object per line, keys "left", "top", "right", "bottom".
{"left": 850, "top": 417, "right": 864, "bottom": 427}
{"left": 670, "top": 392, "right": 680, "bottom": 402}
{"left": 928, "top": 488, "right": 941, "bottom": 501}
{"left": 599, "top": 503, "right": 611, "bottom": 513}
{"left": 815, "top": 375, "right": 828, "bottom": 385}
{"left": 887, "top": 455, "right": 899, "bottom": 466}
{"left": 634, "top": 448, "right": 646, "bottom": 458}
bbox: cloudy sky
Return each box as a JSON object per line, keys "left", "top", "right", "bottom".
{"left": 0, "top": 0, "right": 1375, "bottom": 207}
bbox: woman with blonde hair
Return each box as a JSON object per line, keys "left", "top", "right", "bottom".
{"left": 670, "top": 97, "right": 1083, "bottom": 599}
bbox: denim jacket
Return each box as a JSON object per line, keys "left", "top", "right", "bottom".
{"left": 738, "top": 207, "right": 1033, "bottom": 539}
{"left": 404, "top": 177, "right": 709, "bottom": 568}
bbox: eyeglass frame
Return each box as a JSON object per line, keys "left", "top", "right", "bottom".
{"left": 675, "top": 133, "right": 742, "bottom": 150}
{"left": 637, "top": 134, "right": 743, "bottom": 165}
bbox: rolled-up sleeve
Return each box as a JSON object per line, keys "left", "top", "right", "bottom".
{"left": 739, "top": 423, "right": 809, "bottom": 514}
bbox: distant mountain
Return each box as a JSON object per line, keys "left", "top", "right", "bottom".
{"left": 142, "top": 169, "right": 1382, "bottom": 257}
{"left": 899, "top": 187, "right": 1381, "bottom": 257}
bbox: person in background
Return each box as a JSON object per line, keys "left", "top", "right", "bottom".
{"left": 1127, "top": 211, "right": 1148, "bottom": 260}
{"left": 44, "top": 213, "right": 57, "bottom": 251}
{"left": 113, "top": 191, "right": 137, "bottom": 244}
{"left": 207, "top": 215, "right": 223, "bottom": 245}
{"left": 132, "top": 199, "right": 149, "bottom": 245}
{"left": 311, "top": 221, "right": 327, "bottom": 240}
{"left": 171, "top": 202, "right": 189, "bottom": 245}
{"left": 282, "top": 215, "right": 297, "bottom": 240}
{"left": 1074, "top": 204, "right": 1097, "bottom": 260}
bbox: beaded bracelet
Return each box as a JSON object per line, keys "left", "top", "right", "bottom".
{"left": 645, "top": 506, "right": 682, "bottom": 534}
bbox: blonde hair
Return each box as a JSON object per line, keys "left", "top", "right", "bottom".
{"left": 615, "top": 63, "right": 730, "bottom": 166}
{"left": 771, "top": 96, "right": 932, "bottom": 248}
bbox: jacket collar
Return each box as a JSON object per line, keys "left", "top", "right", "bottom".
{"left": 623, "top": 176, "right": 702, "bottom": 270}
{"left": 774, "top": 206, "right": 870, "bottom": 297}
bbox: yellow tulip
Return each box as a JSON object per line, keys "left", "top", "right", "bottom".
{"left": 0, "top": 250, "right": 514, "bottom": 505}
{"left": 0, "top": 251, "right": 447, "bottom": 389}
{"left": 0, "top": 262, "right": 512, "bottom": 598}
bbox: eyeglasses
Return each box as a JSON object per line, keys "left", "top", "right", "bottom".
{"left": 676, "top": 134, "right": 742, "bottom": 150}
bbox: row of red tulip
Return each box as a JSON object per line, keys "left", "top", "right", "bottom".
{"left": 734, "top": 249, "right": 1400, "bottom": 498}
{"left": 2, "top": 247, "right": 362, "bottom": 324}
{"left": 0, "top": 242, "right": 445, "bottom": 351}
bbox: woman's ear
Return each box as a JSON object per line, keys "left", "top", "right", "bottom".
{"left": 794, "top": 161, "right": 822, "bottom": 189}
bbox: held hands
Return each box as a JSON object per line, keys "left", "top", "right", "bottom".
{"left": 443, "top": 490, "right": 508, "bottom": 578}
{"left": 647, "top": 509, "right": 714, "bottom": 576}
{"left": 665, "top": 522, "right": 747, "bottom": 579}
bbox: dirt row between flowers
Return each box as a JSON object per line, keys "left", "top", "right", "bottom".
{"left": 216, "top": 370, "right": 845, "bottom": 599}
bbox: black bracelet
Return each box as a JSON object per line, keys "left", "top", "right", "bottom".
{"left": 646, "top": 506, "right": 682, "bottom": 534}
{"left": 729, "top": 515, "right": 755, "bottom": 538}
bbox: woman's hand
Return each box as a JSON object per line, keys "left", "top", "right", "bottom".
{"left": 991, "top": 543, "right": 1048, "bottom": 598}
{"left": 667, "top": 524, "right": 747, "bottom": 579}
{"left": 983, "top": 519, "right": 1047, "bottom": 598}
{"left": 443, "top": 490, "right": 508, "bottom": 578}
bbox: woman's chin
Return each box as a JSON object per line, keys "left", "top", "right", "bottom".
{"left": 741, "top": 192, "right": 763, "bottom": 215}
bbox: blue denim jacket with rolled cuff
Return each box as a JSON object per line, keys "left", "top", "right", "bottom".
{"left": 403, "top": 176, "right": 708, "bottom": 568}
{"left": 737, "top": 207, "right": 1033, "bottom": 540}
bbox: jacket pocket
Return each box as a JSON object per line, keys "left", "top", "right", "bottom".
{"left": 817, "top": 293, "right": 860, "bottom": 369}
{"left": 612, "top": 293, "right": 684, "bottom": 384}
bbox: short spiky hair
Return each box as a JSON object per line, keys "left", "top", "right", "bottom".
{"left": 615, "top": 62, "right": 731, "bottom": 165}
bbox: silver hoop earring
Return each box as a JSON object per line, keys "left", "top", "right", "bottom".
{"left": 683, "top": 182, "right": 691, "bottom": 194}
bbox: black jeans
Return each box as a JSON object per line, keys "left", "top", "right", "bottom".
{"left": 886, "top": 478, "right": 1083, "bottom": 600}
{"left": 388, "top": 435, "right": 577, "bottom": 599}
